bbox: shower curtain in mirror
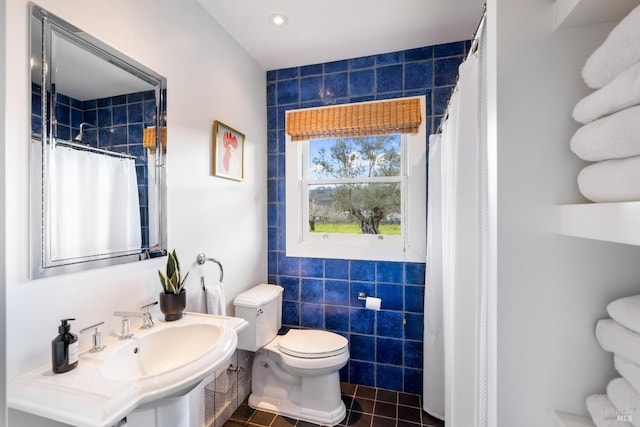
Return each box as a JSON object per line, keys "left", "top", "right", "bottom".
{"left": 49, "top": 145, "right": 142, "bottom": 261}
{"left": 425, "top": 15, "right": 488, "bottom": 427}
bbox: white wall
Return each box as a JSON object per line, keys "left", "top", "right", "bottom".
{"left": 493, "top": 0, "right": 640, "bottom": 425}
{"left": 0, "top": 0, "right": 7, "bottom": 424}
{"left": 4, "top": 0, "right": 266, "bottom": 422}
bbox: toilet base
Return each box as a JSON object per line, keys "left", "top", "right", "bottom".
{"left": 248, "top": 392, "right": 346, "bottom": 426}
{"left": 248, "top": 349, "right": 347, "bottom": 426}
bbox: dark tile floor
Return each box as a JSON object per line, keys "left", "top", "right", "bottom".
{"left": 223, "top": 383, "right": 444, "bottom": 427}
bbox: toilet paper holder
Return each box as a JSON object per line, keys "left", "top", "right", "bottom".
{"left": 359, "top": 293, "right": 382, "bottom": 311}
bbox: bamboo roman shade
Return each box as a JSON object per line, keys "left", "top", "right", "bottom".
{"left": 286, "top": 98, "right": 422, "bottom": 141}
{"left": 143, "top": 126, "right": 167, "bottom": 154}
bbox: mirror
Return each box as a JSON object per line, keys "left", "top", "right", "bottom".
{"left": 29, "top": 3, "right": 167, "bottom": 279}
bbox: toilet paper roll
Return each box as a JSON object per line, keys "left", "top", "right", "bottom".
{"left": 365, "top": 297, "right": 382, "bottom": 311}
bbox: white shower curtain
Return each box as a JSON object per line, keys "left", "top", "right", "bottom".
{"left": 49, "top": 146, "right": 142, "bottom": 261}
{"left": 424, "top": 133, "right": 445, "bottom": 420}
{"left": 424, "top": 14, "right": 488, "bottom": 427}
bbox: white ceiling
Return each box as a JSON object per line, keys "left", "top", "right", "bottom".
{"left": 196, "top": 0, "right": 486, "bottom": 71}
{"left": 53, "top": 34, "right": 154, "bottom": 101}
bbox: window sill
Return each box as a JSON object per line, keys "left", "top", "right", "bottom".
{"left": 286, "top": 237, "right": 424, "bottom": 263}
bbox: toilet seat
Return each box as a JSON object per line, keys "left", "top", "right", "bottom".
{"left": 278, "top": 329, "right": 348, "bottom": 359}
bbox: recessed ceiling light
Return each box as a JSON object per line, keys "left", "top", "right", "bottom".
{"left": 269, "top": 13, "right": 289, "bottom": 27}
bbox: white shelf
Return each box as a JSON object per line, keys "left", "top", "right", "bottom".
{"left": 554, "top": 411, "right": 595, "bottom": 427}
{"left": 553, "top": 0, "right": 638, "bottom": 30}
{"left": 556, "top": 202, "right": 640, "bottom": 245}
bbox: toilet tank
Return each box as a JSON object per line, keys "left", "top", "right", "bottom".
{"left": 233, "top": 284, "right": 283, "bottom": 352}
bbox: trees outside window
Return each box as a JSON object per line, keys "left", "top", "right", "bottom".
{"left": 285, "top": 96, "right": 426, "bottom": 263}
{"left": 308, "top": 135, "right": 402, "bottom": 235}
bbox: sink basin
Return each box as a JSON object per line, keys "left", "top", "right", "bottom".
{"left": 102, "top": 323, "right": 222, "bottom": 380}
{"left": 8, "top": 313, "right": 248, "bottom": 427}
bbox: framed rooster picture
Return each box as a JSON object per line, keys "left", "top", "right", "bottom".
{"left": 212, "top": 120, "right": 245, "bottom": 181}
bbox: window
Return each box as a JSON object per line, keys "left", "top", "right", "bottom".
{"left": 285, "top": 96, "right": 426, "bottom": 262}
{"left": 306, "top": 135, "right": 403, "bottom": 236}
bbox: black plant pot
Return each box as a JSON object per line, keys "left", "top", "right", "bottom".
{"left": 159, "top": 291, "right": 187, "bottom": 321}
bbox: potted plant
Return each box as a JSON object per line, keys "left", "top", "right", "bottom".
{"left": 158, "top": 249, "right": 190, "bottom": 321}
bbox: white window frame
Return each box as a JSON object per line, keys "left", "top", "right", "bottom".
{"left": 285, "top": 96, "right": 427, "bottom": 262}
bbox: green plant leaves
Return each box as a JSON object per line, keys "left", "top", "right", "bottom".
{"left": 158, "top": 249, "right": 189, "bottom": 294}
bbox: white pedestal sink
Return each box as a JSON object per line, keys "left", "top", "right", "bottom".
{"left": 8, "top": 313, "right": 247, "bottom": 427}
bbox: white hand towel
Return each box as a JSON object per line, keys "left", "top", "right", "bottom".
{"left": 616, "top": 356, "right": 640, "bottom": 395}
{"left": 607, "top": 377, "right": 640, "bottom": 426}
{"left": 582, "top": 4, "right": 640, "bottom": 89}
{"left": 571, "top": 105, "right": 640, "bottom": 162}
{"left": 203, "top": 281, "right": 226, "bottom": 316}
{"left": 587, "top": 394, "right": 634, "bottom": 427}
{"left": 577, "top": 155, "right": 640, "bottom": 202}
{"left": 574, "top": 62, "right": 640, "bottom": 124}
{"left": 608, "top": 295, "right": 640, "bottom": 334}
{"left": 595, "top": 319, "right": 640, "bottom": 366}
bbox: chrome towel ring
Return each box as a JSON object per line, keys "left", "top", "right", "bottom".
{"left": 196, "top": 253, "right": 224, "bottom": 288}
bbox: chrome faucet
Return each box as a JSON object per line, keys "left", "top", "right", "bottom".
{"left": 140, "top": 301, "right": 158, "bottom": 328}
{"left": 113, "top": 301, "right": 158, "bottom": 339}
{"left": 113, "top": 313, "right": 136, "bottom": 339}
{"left": 79, "top": 321, "right": 106, "bottom": 352}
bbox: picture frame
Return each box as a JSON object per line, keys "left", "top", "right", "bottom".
{"left": 212, "top": 120, "right": 245, "bottom": 181}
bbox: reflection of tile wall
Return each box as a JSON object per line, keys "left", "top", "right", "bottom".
{"left": 267, "top": 41, "right": 470, "bottom": 393}
{"left": 31, "top": 85, "right": 154, "bottom": 247}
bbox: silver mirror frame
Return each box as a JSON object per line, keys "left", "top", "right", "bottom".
{"left": 29, "top": 3, "right": 167, "bottom": 279}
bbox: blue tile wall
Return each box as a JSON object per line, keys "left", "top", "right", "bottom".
{"left": 266, "top": 41, "right": 469, "bottom": 393}
{"left": 31, "top": 85, "right": 155, "bottom": 247}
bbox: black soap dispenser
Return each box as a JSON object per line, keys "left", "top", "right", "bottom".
{"left": 51, "top": 318, "right": 79, "bottom": 374}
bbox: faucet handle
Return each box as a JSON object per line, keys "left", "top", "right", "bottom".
{"left": 80, "top": 321, "right": 106, "bottom": 352}
{"left": 140, "top": 301, "right": 157, "bottom": 329}
{"left": 141, "top": 301, "right": 158, "bottom": 310}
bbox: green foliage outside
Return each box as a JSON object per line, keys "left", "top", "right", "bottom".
{"left": 310, "top": 223, "right": 401, "bottom": 235}
{"left": 310, "top": 135, "right": 402, "bottom": 235}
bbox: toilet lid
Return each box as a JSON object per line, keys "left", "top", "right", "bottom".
{"left": 278, "top": 329, "right": 348, "bottom": 359}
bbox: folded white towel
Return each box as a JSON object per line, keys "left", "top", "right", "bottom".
{"left": 203, "top": 281, "right": 226, "bottom": 316}
{"left": 587, "top": 394, "right": 634, "bottom": 427}
{"left": 577, "top": 155, "right": 640, "bottom": 202}
{"left": 582, "top": 4, "right": 640, "bottom": 89}
{"left": 608, "top": 295, "right": 640, "bottom": 334}
{"left": 571, "top": 105, "right": 640, "bottom": 161}
{"left": 616, "top": 356, "right": 640, "bottom": 395}
{"left": 596, "top": 319, "right": 640, "bottom": 366}
{"left": 574, "top": 62, "right": 640, "bottom": 124}
{"left": 607, "top": 377, "right": 639, "bottom": 426}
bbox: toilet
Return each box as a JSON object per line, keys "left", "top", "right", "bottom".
{"left": 233, "top": 284, "right": 349, "bottom": 426}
